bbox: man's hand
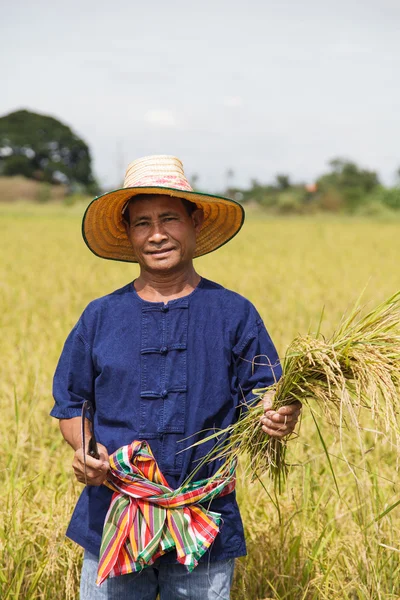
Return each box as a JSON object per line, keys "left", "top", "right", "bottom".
{"left": 260, "top": 390, "right": 302, "bottom": 439}
{"left": 72, "top": 442, "right": 110, "bottom": 486}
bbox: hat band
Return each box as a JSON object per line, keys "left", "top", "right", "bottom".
{"left": 124, "top": 174, "right": 193, "bottom": 192}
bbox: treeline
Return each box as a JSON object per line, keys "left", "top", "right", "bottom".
{"left": 2, "top": 109, "right": 399, "bottom": 215}
{"left": 224, "top": 159, "right": 400, "bottom": 216}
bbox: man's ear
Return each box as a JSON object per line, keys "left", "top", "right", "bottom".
{"left": 122, "top": 205, "right": 131, "bottom": 238}
{"left": 123, "top": 218, "right": 130, "bottom": 238}
{"left": 122, "top": 201, "right": 132, "bottom": 238}
{"left": 192, "top": 207, "right": 204, "bottom": 235}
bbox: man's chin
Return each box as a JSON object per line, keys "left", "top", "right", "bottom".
{"left": 143, "top": 254, "right": 181, "bottom": 271}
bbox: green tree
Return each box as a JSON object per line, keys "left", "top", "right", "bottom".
{"left": 0, "top": 109, "right": 98, "bottom": 192}
{"left": 275, "top": 173, "right": 291, "bottom": 190}
{"left": 317, "top": 158, "right": 379, "bottom": 212}
{"left": 190, "top": 173, "right": 199, "bottom": 190}
{"left": 367, "top": 186, "right": 400, "bottom": 211}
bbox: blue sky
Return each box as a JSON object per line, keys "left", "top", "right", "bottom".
{"left": 2, "top": 0, "right": 400, "bottom": 191}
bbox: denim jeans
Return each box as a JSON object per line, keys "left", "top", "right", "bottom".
{"left": 80, "top": 550, "right": 235, "bottom": 600}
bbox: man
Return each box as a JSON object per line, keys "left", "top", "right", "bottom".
{"left": 51, "top": 155, "right": 301, "bottom": 599}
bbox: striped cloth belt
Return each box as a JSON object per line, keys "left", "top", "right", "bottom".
{"left": 97, "top": 440, "right": 236, "bottom": 586}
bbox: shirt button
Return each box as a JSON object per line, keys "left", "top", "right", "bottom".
{"left": 160, "top": 346, "right": 168, "bottom": 354}
{"left": 161, "top": 390, "right": 168, "bottom": 398}
{"left": 161, "top": 305, "right": 169, "bottom": 312}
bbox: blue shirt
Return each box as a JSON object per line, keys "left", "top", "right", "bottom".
{"left": 51, "top": 277, "right": 281, "bottom": 562}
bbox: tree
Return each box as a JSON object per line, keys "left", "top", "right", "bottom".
{"left": 275, "top": 173, "right": 291, "bottom": 190}
{"left": 225, "top": 168, "right": 235, "bottom": 189}
{"left": 317, "top": 158, "right": 380, "bottom": 212}
{"left": 190, "top": 173, "right": 199, "bottom": 190}
{"left": 0, "top": 109, "right": 98, "bottom": 192}
{"left": 395, "top": 167, "right": 400, "bottom": 187}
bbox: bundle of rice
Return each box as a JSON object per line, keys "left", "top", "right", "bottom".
{"left": 191, "top": 291, "right": 400, "bottom": 488}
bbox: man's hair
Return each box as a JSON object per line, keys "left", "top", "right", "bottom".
{"left": 122, "top": 194, "right": 198, "bottom": 225}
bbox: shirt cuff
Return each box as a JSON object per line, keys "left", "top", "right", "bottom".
{"left": 50, "top": 406, "right": 83, "bottom": 419}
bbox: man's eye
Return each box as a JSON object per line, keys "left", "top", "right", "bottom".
{"left": 134, "top": 222, "right": 148, "bottom": 227}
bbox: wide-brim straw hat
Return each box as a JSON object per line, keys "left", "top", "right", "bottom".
{"left": 82, "top": 155, "right": 245, "bottom": 262}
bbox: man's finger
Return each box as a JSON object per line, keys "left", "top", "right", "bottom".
{"left": 75, "top": 472, "right": 108, "bottom": 486}
{"left": 73, "top": 463, "right": 109, "bottom": 484}
{"left": 262, "top": 390, "right": 275, "bottom": 411}
{"left": 276, "top": 401, "right": 302, "bottom": 416}
{"left": 261, "top": 424, "right": 287, "bottom": 438}
{"left": 261, "top": 416, "right": 291, "bottom": 430}
{"left": 74, "top": 448, "right": 109, "bottom": 469}
{"left": 266, "top": 412, "right": 298, "bottom": 424}
{"left": 74, "top": 463, "right": 109, "bottom": 477}
{"left": 82, "top": 455, "right": 109, "bottom": 470}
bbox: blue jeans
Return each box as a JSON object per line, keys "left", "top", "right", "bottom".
{"left": 80, "top": 550, "right": 235, "bottom": 600}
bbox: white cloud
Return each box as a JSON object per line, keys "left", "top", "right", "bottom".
{"left": 330, "top": 41, "right": 372, "bottom": 56}
{"left": 144, "top": 109, "right": 177, "bottom": 128}
{"left": 222, "top": 96, "right": 243, "bottom": 108}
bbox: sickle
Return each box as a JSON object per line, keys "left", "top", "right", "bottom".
{"left": 81, "top": 400, "right": 100, "bottom": 485}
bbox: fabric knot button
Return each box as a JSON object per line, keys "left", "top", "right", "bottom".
{"left": 160, "top": 346, "right": 168, "bottom": 354}
{"left": 161, "top": 305, "right": 169, "bottom": 312}
{"left": 161, "top": 390, "right": 168, "bottom": 398}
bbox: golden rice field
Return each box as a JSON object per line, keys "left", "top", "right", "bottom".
{"left": 1, "top": 202, "right": 400, "bottom": 599}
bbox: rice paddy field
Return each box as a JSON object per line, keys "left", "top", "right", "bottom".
{"left": 1, "top": 202, "right": 400, "bottom": 599}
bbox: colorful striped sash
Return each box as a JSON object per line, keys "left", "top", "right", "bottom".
{"left": 96, "top": 440, "right": 236, "bottom": 585}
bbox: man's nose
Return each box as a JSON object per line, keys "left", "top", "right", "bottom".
{"left": 148, "top": 221, "right": 168, "bottom": 243}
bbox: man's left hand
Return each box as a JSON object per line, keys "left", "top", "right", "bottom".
{"left": 260, "top": 391, "right": 302, "bottom": 439}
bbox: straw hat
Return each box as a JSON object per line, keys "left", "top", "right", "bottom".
{"left": 82, "top": 155, "right": 245, "bottom": 262}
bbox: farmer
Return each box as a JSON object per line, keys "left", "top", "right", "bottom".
{"left": 51, "top": 155, "right": 301, "bottom": 599}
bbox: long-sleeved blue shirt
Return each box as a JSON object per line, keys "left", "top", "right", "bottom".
{"left": 51, "top": 277, "right": 281, "bottom": 562}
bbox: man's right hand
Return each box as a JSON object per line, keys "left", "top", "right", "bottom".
{"left": 72, "top": 443, "right": 110, "bottom": 486}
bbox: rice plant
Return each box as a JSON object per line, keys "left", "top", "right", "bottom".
{"left": 2, "top": 204, "right": 400, "bottom": 599}
{"left": 189, "top": 291, "right": 400, "bottom": 490}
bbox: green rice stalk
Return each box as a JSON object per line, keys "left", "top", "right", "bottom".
{"left": 189, "top": 291, "right": 400, "bottom": 487}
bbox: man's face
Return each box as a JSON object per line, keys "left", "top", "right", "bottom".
{"left": 124, "top": 195, "right": 204, "bottom": 273}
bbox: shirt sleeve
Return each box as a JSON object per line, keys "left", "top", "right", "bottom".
{"left": 232, "top": 314, "right": 282, "bottom": 409}
{"left": 50, "top": 320, "right": 94, "bottom": 419}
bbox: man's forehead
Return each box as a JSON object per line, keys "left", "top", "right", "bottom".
{"left": 128, "top": 195, "right": 186, "bottom": 216}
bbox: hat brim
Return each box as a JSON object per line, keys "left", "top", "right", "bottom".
{"left": 82, "top": 186, "right": 245, "bottom": 262}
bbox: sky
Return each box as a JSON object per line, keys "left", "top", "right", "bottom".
{"left": 1, "top": 0, "right": 400, "bottom": 191}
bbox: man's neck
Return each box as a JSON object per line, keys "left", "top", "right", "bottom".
{"left": 134, "top": 266, "right": 201, "bottom": 303}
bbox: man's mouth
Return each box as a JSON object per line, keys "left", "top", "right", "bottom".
{"left": 146, "top": 247, "right": 175, "bottom": 256}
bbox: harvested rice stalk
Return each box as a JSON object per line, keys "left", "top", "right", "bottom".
{"left": 190, "top": 291, "right": 400, "bottom": 488}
